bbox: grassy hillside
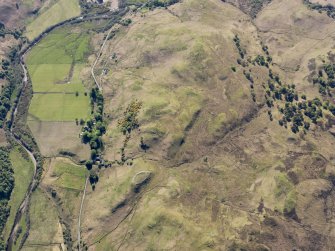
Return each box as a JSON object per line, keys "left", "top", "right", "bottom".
{"left": 25, "top": 0, "right": 81, "bottom": 41}
{"left": 78, "top": 0, "right": 335, "bottom": 250}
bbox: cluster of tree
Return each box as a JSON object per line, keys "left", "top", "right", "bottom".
{"left": 312, "top": 63, "right": 335, "bottom": 96}
{"left": 247, "top": 0, "right": 272, "bottom": 18}
{"left": 304, "top": 0, "right": 335, "bottom": 19}
{"left": 89, "top": 169, "right": 99, "bottom": 188}
{"left": 0, "top": 23, "right": 21, "bottom": 39}
{"left": 117, "top": 100, "right": 142, "bottom": 163}
{"left": 234, "top": 35, "right": 335, "bottom": 133}
{"left": 119, "top": 18, "right": 132, "bottom": 26}
{"left": 264, "top": 66, "right": 333, "bottom": 133}
{"left": 253, "top": 54, "right": 272, "bottom": 67}
{"left": 0, "top": 147, "right": 14, "bottom": 241}
{"left": 81, "top": 88, "right": 106, "bottom": 161}
{"left": 117, "top": 100, "right": 142, "bottom": 135}
{"left": 79, "top": 0, "right": 109, "bottom": 15}
{"left": 253, "top": 43, "right": 272, "bottom": 67}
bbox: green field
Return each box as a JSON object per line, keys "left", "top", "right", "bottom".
{"left": 23, "top": 188, "right": 63, "bottom": 248}
{"left": 26, "top": 28, "right": 91, "bottom": 122}
{"left": 27, "top": 64, "right": 87, "bottom": 93}
{"left": 2, "top": 147, "right": 34, "bottom": 241}
{"left": 25, "top": 0, "right": 81, "bottom": 41}
{"left": 53, "top": 159, "right": 88, "bottom": 190}
{"left": 29, "top": 93, "right": 90, "bottom": 121}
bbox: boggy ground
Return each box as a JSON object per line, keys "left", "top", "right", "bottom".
{"left": 76, "top": 0, "right": 335, "bottom": 250}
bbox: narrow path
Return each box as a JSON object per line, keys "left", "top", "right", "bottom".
{"left": 91, "top": 26, "right": 114, "bottom": 91}
{"left": 76, "top": 23, "right": 112, "bottom": 249}
{"left": 77, "top": 177, "right": 89, "bottom": 251}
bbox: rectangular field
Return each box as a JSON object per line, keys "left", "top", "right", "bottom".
{"left": 29, "top": 93, "right": 90, "bottom": 121}
{"left": 52, "top": 158, "right": 88, "bottom": 190}
{"left": 28, "top": 64, "right": 86, "bottom": 93}
{"left": 27, "top": 120, "right": 90, "bottom": 159}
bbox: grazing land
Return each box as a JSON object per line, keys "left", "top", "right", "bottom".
{"left": 26, "top": 26, "right": 92, "bottom": 158}
{"left": 25, "top": 0, "right": 81, "bottom": 41}
{"left": 51, "top": 158, "right": 88, "bottom": 190}
{"left": 21, "top": 188, "right": 64, "bottom": 250}
{"left": 41, "top": 158, "right": 88, "bottom": 248}
{"left": 2, "top": 147, "right": 34, "bottom": 241}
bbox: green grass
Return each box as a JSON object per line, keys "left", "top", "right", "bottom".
{"left": 53, "top": 159, "right": 88, "bottom": 190}
{"left": 3, "top": 147, "right": 34, "bottom": 241}
{"left": 26, "top": 27, "right": 91, "bottom": 122}
{"left": 274, "top": 173, "right": 293, "bottom": 198}
{"left": 12, "top": 212, "right": 28, "bottom": 251}
{"left": 208, "top": 113, "right": 227, "bottom": 134}
{"left": 28, "top": 64, "right": 86, "bottom": 93}
{"left": 24, "top": 188, "right": 61, "bottom": 246}
{"left": 27, "top": 32, "right": 90, "bottom": 65}
{"left": 25, "top": 0, "right": 81, "bottom": 41}
{"left": 29, "top": 93, "right": 90, "bottom": 121}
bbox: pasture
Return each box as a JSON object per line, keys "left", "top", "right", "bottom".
{"left": 26, "top": 25, "right": 92, "bottom": 157}
{"left": 22, "top": 188, "right": 63, "bottom": 249}
{"left": 52, "top": 158, "right": 88, "bottom": 190}
{"left": 29, "top": 93, "right": 90, "bottom": 121}
{"left": 2, "top": 147, "right": 34, "bottom": 241}
{"left": 25, "top": 0, "right": 81, "bottom": 41}
{"left": 26, "top": 28, "right": 91, "bottom": 120}
{"left": 41, "top": 157, "right": 88, "bottom": 244}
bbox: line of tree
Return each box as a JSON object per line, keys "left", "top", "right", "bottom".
{"left": 81, "top": 88, "right": 106, "bottom": 161}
